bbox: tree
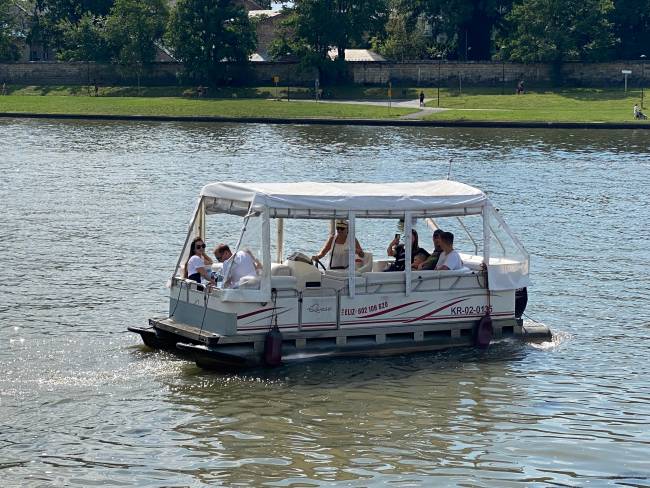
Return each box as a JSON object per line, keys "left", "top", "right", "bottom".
{"left": 270, "top": 0, "right": 386, "bottom": 81}
{"left": 25, "top": 0, "right": 114, "bottom": 60}
{"left": 105, "top": 0, "right": 167, "bottom": 85}
{"left": 42, "top": 0, "right": 113, "bottom": 24}
{"left": 58, "top": 13, "right": 112, "bottom": 62}
{"left": 610, "top": 0, "right": 650, "bottom": 59}
{"left": 373, "top": 10, "right": 429, "bottom": 61}
{"left": 419, "top": 0, "right": 513, "bottom": 60}
{"left": 501, "top": 0, "right": 615, "bottom": 65}
{"left": 166, "top": 0, "right": 256, "bottom": 84}
{"left": 0, "top": 0, "right": 20, "bottom": 61}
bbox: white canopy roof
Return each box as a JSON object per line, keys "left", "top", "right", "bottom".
{"left": 200, "top": 181, "right": 487, "bottom": 217}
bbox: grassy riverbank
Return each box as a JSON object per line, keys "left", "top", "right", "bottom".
{"left": 421, "top": 87, "right": 649, "bottom": 123}
{"left": 0, "top": 84, "right": 648, "bottom": 123}
{"left": 0, "top": 95, "right": 414, "bottom": 119}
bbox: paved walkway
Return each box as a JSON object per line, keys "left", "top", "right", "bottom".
{"left": 292, "top": 98, "right": 447, "bottom": 119}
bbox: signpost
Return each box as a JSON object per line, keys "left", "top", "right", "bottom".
{"left": 388, "top": 81, "right": 392, "bottom": 112}
{"left": 622, "top": 70, "right": 632, "bottom": 93}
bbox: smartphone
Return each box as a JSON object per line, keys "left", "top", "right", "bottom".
{"left": 394, "top": 233, "right": 400, "bottom": 240}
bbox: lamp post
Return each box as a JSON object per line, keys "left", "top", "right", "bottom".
{"left": 641, "top": 54, "right": 647, "bottom": 109}
{"left": 437, "top": 54, "right": 442, "bottom": 107}
{"left": 501, "top": 45, "right": 506, "bottom": 95}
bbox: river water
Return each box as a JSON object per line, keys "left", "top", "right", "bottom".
{"left": 1, "top": 119, "right": 649, "bottom": 487}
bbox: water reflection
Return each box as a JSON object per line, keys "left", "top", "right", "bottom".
{"left": 163, "top": 346, "right": 529, "bottom": 485}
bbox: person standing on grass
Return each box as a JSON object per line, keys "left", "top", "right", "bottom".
{"left": 419, "top": 91, "right": 425, "bottom": 107}
{"left": 516, "top": 80, "right": 525, "bottom": 95}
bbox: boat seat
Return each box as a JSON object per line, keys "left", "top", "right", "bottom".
{"left": 271, "top": 262, "right": 292, "bottom": 276}
{"left": 458, "top": 253, "right": 484, "bottom": 271}
{"left": 372, "top": 259, "right": 392, "bottom": 272}
{"left": 271, "top": 275, "right": 298, "bottom": 289}
{"left": 286, "top": 260, "right": 322, "bottom": 290}
{"left": 356, "top": 251, "right": 373, "bottom": 273}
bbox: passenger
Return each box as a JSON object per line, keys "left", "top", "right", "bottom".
{"left": 417, "top": 229, "right": 444, "bottom": 270}
{"left": 214, "top": 244, "right": 260, "bottom": 288}
{"left": 435, "top": 232, "right": 463, "bottom": 270}
{"left": 386, "top": 229, "right": 428, "bottom": 271}
{"left": 184, "top": 237, "right": 215, "bottom": 284}
{"left": 412, "top": 249, "right": 430, "bottom": 269}
{"left": 311, "top": 220, "right": 364, "bottom": 270}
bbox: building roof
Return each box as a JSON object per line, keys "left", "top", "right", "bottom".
{"left": 328, "top": 49, "right": 386, "bottom": 62}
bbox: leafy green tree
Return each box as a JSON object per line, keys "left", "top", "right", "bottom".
{"left": 373, "top": 9, "right": 429, "bottom": 61}
{"left": 0, "top": 0, "right": 20, "bottom": 61}
{"left": 166, "top": 0, "right": 256, "bottom": 84}
{"left": 58, "top": 13, "right": 112, "bottom": 61}
{"left": 105, "top": 0, "right": 167, "bottom": 83}
{"left": 270, "top": 0, "right": 386, "bottom": 82}
{"left": 43, "top": 0, "right": 113, "bottom": 24}
{"left": 419, "top": 0, "right": 512, "bottom": 60}
{"left": 610, "top": 0, "right": 650, "bottom": 59}
{"left": 25, "top": 0, "right": 114, "bottom": 60}
{"left": 501, "top": 0, "right": 615, "bottom": 64}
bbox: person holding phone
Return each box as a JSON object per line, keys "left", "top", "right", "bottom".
{"left": 386, "top": 229, "right": 428, "bottom": 271}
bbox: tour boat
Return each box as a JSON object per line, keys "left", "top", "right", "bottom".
{"left": 129, "top": 181, "right": 550, "bottom": 370}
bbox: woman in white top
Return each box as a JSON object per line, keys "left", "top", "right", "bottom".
{"left": 312, "top": 220, "right": 364, "bottom": 269}
{"left": 184, "top": 236, "right": 214, "bottom": 283}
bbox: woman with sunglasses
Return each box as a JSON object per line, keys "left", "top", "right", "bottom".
{"left": 311, "top": 220, "right": 364, "bottom": 270}
{"left": 184, "top": 236, "right": 214, "bottom": 283}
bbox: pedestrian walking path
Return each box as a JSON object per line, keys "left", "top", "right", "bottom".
{"left": 286, "top": 97, "right": 447, "bottom": 119}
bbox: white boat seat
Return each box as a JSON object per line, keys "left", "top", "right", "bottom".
{"left": 286, "top": 260, "right": 322, "bottom": 290}
{"left": 355, "top": 251, "right": 373, "bottom": 273}
{"left": 372, "top": 259, "right": 392, "bottom": 272}
{"left": 271, "top": 262, "right": 292, "bottom": 276}
{"left": 271, "top": 275, "right": 298, "bottom": 289}
{"left": 237, "top": 276, "right": 260, "bottom": 289}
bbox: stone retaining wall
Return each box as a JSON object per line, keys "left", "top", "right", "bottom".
{"left": 0, "top": 60, "right": 646, "bottom": 87}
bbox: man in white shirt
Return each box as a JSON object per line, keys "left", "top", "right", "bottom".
{"left": 214, "top": 244, "right": 260, "bottom": 288}
{"left": 435, "top": 232, "right": 463, "bottom": 271}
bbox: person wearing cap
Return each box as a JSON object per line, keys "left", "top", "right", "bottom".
{"left": 312, "top": 220, "right": 364, "bottom": 269}
{"left": 416, "top": 229, "right": 444, "bottom": 270}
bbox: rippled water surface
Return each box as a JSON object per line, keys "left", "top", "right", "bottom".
{"left": 1, "top": 120, "right": 649, "bottom": 487}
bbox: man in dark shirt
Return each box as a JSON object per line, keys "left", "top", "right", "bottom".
{"left": 416, "top": 229, "right": 443, "bottom": 270}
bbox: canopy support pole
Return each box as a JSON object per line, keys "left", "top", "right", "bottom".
{"left": 348, "top": 211, "right": 356, "bottom": 298}
{"left": 405, "top": 212, "right": 413, "bottom": 296}
{"left": 276, "top": 218, "right": 284, "bottom": 263}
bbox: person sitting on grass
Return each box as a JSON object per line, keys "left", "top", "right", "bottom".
{"left": 634, "top": 103, "right": 648, "bottom": 119}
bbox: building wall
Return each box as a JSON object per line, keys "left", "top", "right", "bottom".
{"left": 0, "top": 61, "right": 647, "bottom": 87}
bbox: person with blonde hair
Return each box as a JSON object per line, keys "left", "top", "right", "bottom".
{"left": 312, "top": 220, "right": 364, "bottom": 269}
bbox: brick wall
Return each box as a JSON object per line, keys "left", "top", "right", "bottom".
{"left": 0, "top": 60, "right": 646, "bottom": 87}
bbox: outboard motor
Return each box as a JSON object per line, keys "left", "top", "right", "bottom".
{"left": 264, "top": 289, "right": 282, "bottom": 366}
{"left": 264, "top": 324, "right": 283, "bottom": 366}
{"left": 474, "top": 313, "right": 493, "bottom": 349}
{"left": 515, "top": 287, "right": 528, "bottom": 319}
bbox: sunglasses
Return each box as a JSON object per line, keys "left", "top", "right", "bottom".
{"left": 196, "top": 244, "right": 206, "bottom": 249}
{"left": 336, "top": 227, "right": 347, "bottom": 231}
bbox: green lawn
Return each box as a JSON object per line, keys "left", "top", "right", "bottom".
{"left": 0, "top": 94, "right": 414, "bottom": 119}
{"left": 421, "top": 87, "right": 649, "bottom": 123}
{"left": 1, "top": 84, "right": 648, "bottom": 123}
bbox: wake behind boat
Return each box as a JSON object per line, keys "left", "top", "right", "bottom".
{"left": 129, "top": 180, "right": 550, "bottom": 370}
